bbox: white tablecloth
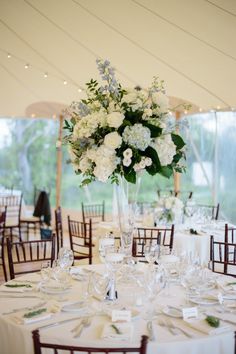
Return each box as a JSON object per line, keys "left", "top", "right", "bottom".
{"left": 0, "top": 265, "right": 234, "bottom": 354}
{"left": 96, "top": 221, "right": 231, "bottom": 266}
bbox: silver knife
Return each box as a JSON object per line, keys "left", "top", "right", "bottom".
{"left": 37, "top": 317, "right": 80, "bottom": 330}
{"left": 147, "top": 321, "right": 155, "bottom": 341}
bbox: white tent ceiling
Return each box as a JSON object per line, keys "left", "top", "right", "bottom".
{"left": 0, "top": 0, "right": 236, "bottom": 118}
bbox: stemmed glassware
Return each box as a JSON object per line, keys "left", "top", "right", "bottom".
{"left": 144, "top": 243, "right": 160, "bottom": 269}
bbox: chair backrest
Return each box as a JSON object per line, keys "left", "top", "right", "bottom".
{"left": 196, "top": 203, "right": 220, "bottom": 220}
{"left": 225, "top": 224, "right": 236, "bottom": 243}
{"left": 157, "top": 189, "right": 173, "bottom": 198}
{"left": 0, "top": 194, "right": 22, "bottom": 225}
{"left": 0, "top": 207, "right": 7, "bottom": 281}
{"left": 133, "top": 225, "right": 174, "bottom": 258}
{"left": 174, "top": 190, "right": 193, "bottom": 200}
{"left": 82, "top": 201, "right": 105, "bottom": 223}
{"left": 55, "top": 206, "right": 63, "bottom": 251}
{"left": 67, "top": 216, "right": 92, "bottom": 264}
{"left": 210, "top": 235, "right": 236, "bottom": 277}
{"left": 133, "top": 227, "right": 161, "bottom": 258}
{"left": 32, "top": 330, "right": 148, "bottom": 354}
{"left": 7, "top": 235, "right": 55, "bottom": 279}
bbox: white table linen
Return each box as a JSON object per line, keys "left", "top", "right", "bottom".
{"left": 0, "top": 265, "right": 235, "bottom": 354}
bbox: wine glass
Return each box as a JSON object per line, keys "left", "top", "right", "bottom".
{"left": 144, "top": 243, "right": 160, "bottom": 268}
{"left": 58, "top": 247, "right": 74, "bottom": 269}
{"left": 40, "top": 261, "right": 51, "bottom": 284}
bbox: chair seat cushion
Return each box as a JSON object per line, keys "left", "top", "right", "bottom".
{"left": 5, "top": 218, "right": 19, "bottom": 227}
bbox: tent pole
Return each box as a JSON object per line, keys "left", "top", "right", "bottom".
{"left": 56, "top": 114, "right": 64, "bottom": 209}
{"left": 174, "top": 111, "right": 181, "bottom": 194}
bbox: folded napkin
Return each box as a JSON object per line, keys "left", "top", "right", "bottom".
{"left": 184, "top": 318, "right": 231, "bottom": 335}
{"left": 12, "top": 309, "right": 52, "bottom": 325}
{"left": 102, "top": 323, "right": 133, "bottom": 341}
{"left": 1, "top": 284, "right": 34, "bottom": 293}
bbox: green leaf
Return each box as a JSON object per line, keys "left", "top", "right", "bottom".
{"left": 124, "top": 169, "right": 136, "bottom": 184}
{"left": 23, "top": 308, "right": 47, "bottom": 319}
{"left": 171, "top": 133, "right": 185, "bottom": 149}
{"left": 145, "top": 146, "right": 161, "bottom": 172}
{"left": 159, "top": 166, "right": 173, "bottom": 178}
{"left": 143, "top": 123, "right": 162, "bottom": 138}
{"left": 205, "top": 316, "right": 220, "bottom": 328}
{"left": 81, "top": 178, "right": 92, "bottom": 187}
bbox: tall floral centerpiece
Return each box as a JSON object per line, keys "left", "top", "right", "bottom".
{"left": 64, "top": 59, "right": 186, "bottom": 255}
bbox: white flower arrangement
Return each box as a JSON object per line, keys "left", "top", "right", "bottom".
{"left": 156, "top": 196, "right": 184, "bottom": 223}
{"left": 64, "top": 59, "right": 186, "bottom": 185}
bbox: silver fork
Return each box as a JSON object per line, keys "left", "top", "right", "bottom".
{"left": 72, "top": 317, "right": 92, "bottom": 338}
{"left": 158, "top": 318, "right": 176, "bottom": 335}
{"left": 166, "top": 318, "right": 193, "bottom": 338}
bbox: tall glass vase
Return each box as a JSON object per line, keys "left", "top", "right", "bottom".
{"left": 113, "top": 175, "right": 141, "bottom": 260}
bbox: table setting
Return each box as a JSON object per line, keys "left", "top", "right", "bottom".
{"left": 0, "top": 244, "right": 236, "bottom": 354}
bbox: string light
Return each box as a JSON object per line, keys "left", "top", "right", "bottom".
{"left": 184, "top": 109, "right": 188, "bottom": 114}
{"left": 199, "top": 108, "right": 202, "bottom": 112}
{"left": 31, "top": 113, "right": 36, "bottom": 118}
{"left": 0, "top": 48, "right": 84, "bottom": 92}
{"left": 216, "top": 105, "right": 221, "bottom": 110}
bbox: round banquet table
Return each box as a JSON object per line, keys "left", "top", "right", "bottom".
{"left": 0, "top": 264, "right": 234, "bottom": 354}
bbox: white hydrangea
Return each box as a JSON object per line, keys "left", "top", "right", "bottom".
{"left": 73, "top": 111, "right": 106, "bottom": 139}
{"left": 122, "top": 124, "right": 151, "bottom": 151}
{"left": 78, "top": 155, "right": 91, "bottom": 174}
{"left": 93, "top": 145, "right": 119, "bottom": 182}
{"left": 152, "top": 91, "right": 169, "bottom": 113}
{"left": 104, "top": 131, "right": 122, "bottom": 149}
{"left": 152, "top": 134, "right": 176, "bottom": 166}
{"left": 107, "top": 112, "right": 124, "bottom": 128}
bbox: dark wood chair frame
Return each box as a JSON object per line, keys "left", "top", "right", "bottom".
{"left": 133, "top": 225, "right": 174, "bottom": 258}
{"left": 55, "top": 206, "right": 63, "bottom": 253}
{"left": 68, "top": 216, "right": 93, "bottom": 265}
{"left": 210, "top": 235, "right": 236, "bottom": 277}
{"left": 32, "top": 329, "right": 148, "bottom": 354}
{"left": 196, "top": 203, "right": 220, "bottom": 221}
{"left": 7, "top": 234, "right": 55, "bottom": 279}
{"left": 0, "top": 207, "right": 8, "bottom": 281}
{"left": 0, "top": 193, "right": 23, "bottom": 241}
{"left": 82, "top": 201, "right": 105, "bottom": 224}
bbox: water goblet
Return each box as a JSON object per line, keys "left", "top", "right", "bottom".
{"left": 40, "top": 261, "right": 51, "bottom": 284}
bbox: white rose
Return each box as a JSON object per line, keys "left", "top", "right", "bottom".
{"left": 123, "top": 148, "right": 133, "bottom": 159}
{"left": 79, "top": 156, "right": 91, "bottom": 174}
{"left": 107, "top": 112, "right": 124, "bottom": 128}
{"left": 104, "top": 132, "right": 122, "bottom": 149}
{"left": 123, "top": 157, "right": 132, "bottom": 167}
{"left": 145, "top": 157, "right": 152, "bottom": 166}
{"left": 122, "top": 92, "right": 137, "bottom": 104}
{"left": 165, "top": 199, "right": 172, "bottom": 210}
{"left": 152, "top": 92, "right": 169, "bottom": 113}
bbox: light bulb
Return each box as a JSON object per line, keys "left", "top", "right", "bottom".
{"left": 7, "top": 53, "right": 11, "bottom": 59}
{"left": 24, "top": 63, "right": 29, "bottom": 69}
{"left": 63, "top": 80, "right": 67, "bottom": 85}
{"left": 44, "top": 72, "right": 48, "bottom": 78}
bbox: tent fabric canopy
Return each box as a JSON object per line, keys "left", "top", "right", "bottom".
{"left": 0, "top": 0, "right": 236, "bottom": 118}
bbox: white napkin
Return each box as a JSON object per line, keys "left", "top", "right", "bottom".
{"left": 102, "top": 323, "right": 133, "bottom": 341}
{"left": 12, "top": 312, "right": 52, "bottom": 325}
{"left": 184, "top": 319, "right": 231, "bottom": 335}
{"left": 0, "top": 284, "right": 33, "bottom": 293}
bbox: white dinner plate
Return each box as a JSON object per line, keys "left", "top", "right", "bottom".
{"left": 162, "top": 306, "right": 182, "bottom": 318}
{"left": 61, "top": 301, "right": 87, "bottom": 313}
{"left": 189, "top": 296, "right": 219, "bottom": 306}
{"left": 40, "top": 284, "right": 70, "bottom": 295}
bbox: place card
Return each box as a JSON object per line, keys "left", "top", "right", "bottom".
{"left": 112, "top": 310, "right": 131, "bottom": 322}
{"left": 182, "top": 307, "right": 198, "bottom": 320}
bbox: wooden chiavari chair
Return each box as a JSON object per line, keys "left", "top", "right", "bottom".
{"left": 0, "top": 193, "right": 23, "bottom": 241}
{"left": 210, "top": 235, "right": 236, "bottom": 277}
{"left": 0, "top": 207, "right": 7, "bottom": 281}
{"left": 6, "top": 235, "right": 55, "bottom": 279}
{"left": 32, "top": 330, "right": 148, "bottom": 354}
{"left": 133, "top": 225, "right": 174, "bottom": 259}
{"left": 195, "top": 203, "right": 220, "bottom": 221}
{"left": 82, "top": 201, "right": 105, "bottom": 225}
{"left": 68, "top": 216, "right": 92, "bottom": 265}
